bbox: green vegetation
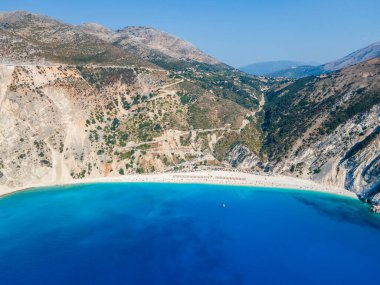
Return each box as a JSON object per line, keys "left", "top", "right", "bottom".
{"left": 262, "top": 68, "right": 380, "bottom": 163}
{"left": 262, "top": 76, "right": 323, "bottom": 158}
{"left": 59, "top": 142, "right": 64, "bottom": 153}
{"left": 180, "top": 133, "right": 192, "bottom": 146}
{"left": 77, "top": 67, "right": 137, "bottom": 88}
{"left": 322, "top": 89, "right": 380, "bottom": 134}
{"left": 40, "top": 160, "right": 51, "bottom": 167}
{"left": 313, "top": 168, "right": 321, "bottom": 174}
{"left": 111, "top": 118, "right": 120, "bottom": 131}
{"left": 188, "top": 104, "right": 214, "bottom": 129}
{"left": 212, "top": 119, "right": 263, "bottom": 162}
{"left": 239, "top": 121, "right": 263, "bottom": 157}
{"left": 213, "top": 132, "right": 239, "bottom": 161}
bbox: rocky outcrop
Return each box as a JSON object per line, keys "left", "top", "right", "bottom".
{"left": 371, "top": 205, "right": 380, "bottom": 214}
{"left": 225, "top": 143, "right": 262, "bottom": 170}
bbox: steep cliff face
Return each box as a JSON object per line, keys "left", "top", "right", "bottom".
{"left": 225, "top": 143, "right": 263, "bottom": 170}
{"left": 263, "top": 58, "right": 380, "bottom": 204}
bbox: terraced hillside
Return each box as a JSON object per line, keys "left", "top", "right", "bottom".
{"left": 0, "top": 64, "right": 264, "bottom": 191}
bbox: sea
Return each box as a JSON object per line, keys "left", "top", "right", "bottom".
{"left": 0, "top": 183, "right": 379, "bottom": 285}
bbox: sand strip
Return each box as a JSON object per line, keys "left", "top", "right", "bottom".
{"left": 0, "top": 170, "right": 357, "bottom": 199}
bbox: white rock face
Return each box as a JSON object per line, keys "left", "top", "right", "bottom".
{"left": 265, "top": 58, "right": 380, "bottom": 205}
{"left": 225, "top": 143, "right": 261, "bottom": 170}
{"left": 277, "top": 106, "right": 380, "bottom": 193}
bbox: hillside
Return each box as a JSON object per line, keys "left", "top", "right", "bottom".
{"left": 0, "top": 11, "right": 265, "bottom": 192}
{"left": 267, "top": 65, "right": 324, "bottom": 78}
{"left": 263, "top": 57, "right": 380, "bottom": 208}
{"left": 0, "top": 11, "right": 148, "bottom": 66}
{"left": 79, "top": 24, "right": 219, "bottom": 65}
{"left": 324, "top": 41, "right": 380, "bottom": 71}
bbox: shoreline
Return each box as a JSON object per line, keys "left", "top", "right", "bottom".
{"left": 0, "top": 170, "right": 357, "bottom": 199}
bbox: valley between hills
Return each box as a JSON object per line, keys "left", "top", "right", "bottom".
{"left": 0, "top": 11, "right": 379, "bottom": 211}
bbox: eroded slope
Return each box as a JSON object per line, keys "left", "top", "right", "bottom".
{"left": 0, "top": 64, "right": 263, "bottom": 191}
{"left": 263, "top": 58, "right": 380, "bottom": 205}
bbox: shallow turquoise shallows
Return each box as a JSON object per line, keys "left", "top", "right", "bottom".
{"left": 1, "top": 183, "right": 380, "bottom": 285}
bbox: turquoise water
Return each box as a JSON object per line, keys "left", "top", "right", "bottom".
{"left": 1, "top": 183, "right": 380, "bottom": 285}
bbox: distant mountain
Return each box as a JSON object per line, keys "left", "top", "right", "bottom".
{"left": 239, "top": 60, "right": 319, "bottom": 76}
{"left": 323, "top": 41, "right": 380, "bottom": 70}
{"left": 270, "top": 41, "right": 380, "bottom": 78}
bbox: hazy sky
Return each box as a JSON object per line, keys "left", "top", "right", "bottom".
{"left": 1, "top": 0, "right": 380, "bottom": 67}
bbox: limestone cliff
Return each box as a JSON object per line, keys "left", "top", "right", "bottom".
{"left": 263, "top": 58, "right": 380, "bottom": 207}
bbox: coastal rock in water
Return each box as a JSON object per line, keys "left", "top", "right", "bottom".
{"left": 371, "top": 204, "right": 380, "bottom": 214}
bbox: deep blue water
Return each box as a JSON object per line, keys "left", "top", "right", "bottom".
{"left": 1, "top": 183, "right": 380, "bottom": 285}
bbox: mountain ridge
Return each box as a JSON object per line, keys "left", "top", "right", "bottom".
{"left": 0, "top": 10, "right": 220, "bottom": 68}
{"left": 263, "top": 41, "right": 380, "bottom": 78}
{"left": 78, "top": 23, "right": 220, "bottom": 66}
